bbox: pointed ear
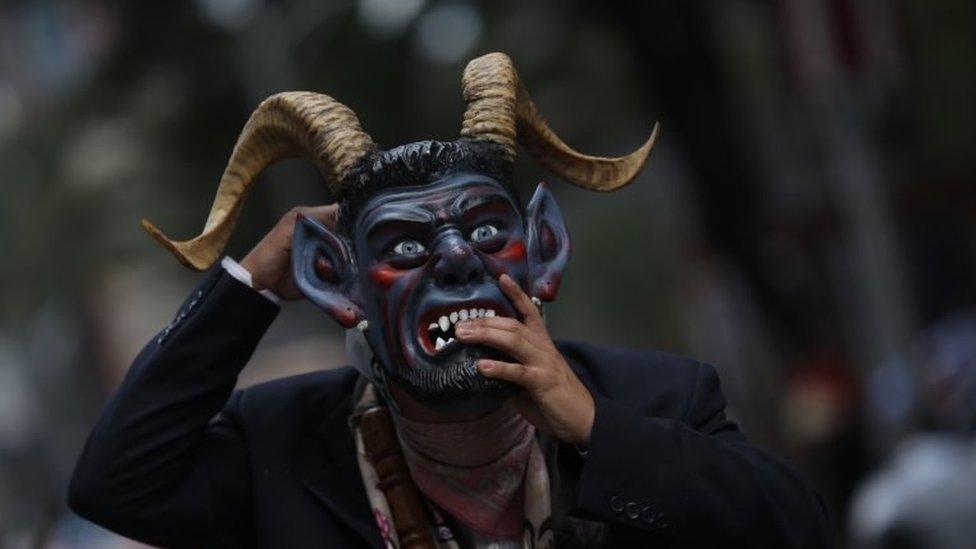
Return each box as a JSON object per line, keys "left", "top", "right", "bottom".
{"left": 291, "top": 214, "right": 364, "bottom": 328}
{"left": 525, "top": 183, "right": 571, "bottom": 302}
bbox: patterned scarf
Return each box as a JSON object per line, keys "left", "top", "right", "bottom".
{"left": 353, "top": 384, "right": 553, "bottom": 548}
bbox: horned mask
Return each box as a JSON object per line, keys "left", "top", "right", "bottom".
{"left": 142, "top": 52, "right": 658, "bottom": 410}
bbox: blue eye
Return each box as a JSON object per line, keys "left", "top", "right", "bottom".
{"left": 470, "top": 224, "right": 499, "bottom": 242}
{"left": 392, "top": 240, "right": 426, "bottom": 255}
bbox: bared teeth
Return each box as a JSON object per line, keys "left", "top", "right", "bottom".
{"left": 427, "top": 306, "right": 502, "bottom": 352}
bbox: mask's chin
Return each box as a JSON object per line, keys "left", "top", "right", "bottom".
{"left": 387, "top": 342, "right": 520, "bottom": 415}
{"left": 391, "top": 375, "right": 513, "bottom": 416}
{"left": 381, "top": 296, "right": 520, "bottom": 413}
{"left": 358, "top": 291, "right": 522, "bottom": 414}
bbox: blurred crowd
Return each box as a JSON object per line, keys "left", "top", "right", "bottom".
{"left": 1, "top": 0, "right": 975, "bottom": 547}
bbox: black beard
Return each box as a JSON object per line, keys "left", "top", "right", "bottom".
{"left": 387, "top": 347, "right": 520, "bottom": 413}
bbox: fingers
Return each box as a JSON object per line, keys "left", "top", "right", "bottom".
{"left": 477, "top": 359, "right": 538, "bottom": 388}
{"left": 455, "top": 322, "right": 537, "bottom": 363}
{"left": 499, "top": 274, "right": 542, "bottom": 326}
{"left": 460, "top": 315, "right": 523, "bottom": 333}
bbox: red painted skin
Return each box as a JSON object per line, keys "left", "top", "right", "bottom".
{"left": 480, "top": 240, "right": 525, "bottom": 284}
{"left": 493, "top": 240, "right": 526, "bottom": 263}
{"left": 370, "top": 264, "right": 403, "bottom": 289}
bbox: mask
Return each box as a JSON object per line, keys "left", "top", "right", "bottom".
{"left": 293, "top": 170, "right": 568, "bottom": 412}
{"left": 140, "top": 52, "right": 657, "bottom": 409}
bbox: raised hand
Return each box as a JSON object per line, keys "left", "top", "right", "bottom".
{"left": 241, "top": 205, "right": 338, "bottom": 300}
{"left": 455, "top": 274, "right": 596, "bottom": 445}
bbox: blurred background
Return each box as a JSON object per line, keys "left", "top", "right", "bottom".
{"left": 1, "top": 0, "right": 975, "bottom": 547}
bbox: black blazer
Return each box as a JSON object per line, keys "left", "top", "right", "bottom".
{"left": 68, "top": 267, "right": 831, "bottom": 548}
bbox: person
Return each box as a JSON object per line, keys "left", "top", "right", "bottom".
{"left": 68, "top": 53, "right": 831, "bottom": 548}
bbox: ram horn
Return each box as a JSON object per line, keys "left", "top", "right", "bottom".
{"left": 142, "top": 92, "right": 374, "bottom": 270}
{"left": 461, "top": 52, "right": 658, "bottom": 191}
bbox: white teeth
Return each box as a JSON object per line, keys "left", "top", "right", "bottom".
{"left": 428, "top": 307, "right": 500, "bottom": 350}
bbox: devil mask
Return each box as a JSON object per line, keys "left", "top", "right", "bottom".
{"left": 142, "top": 53, "right": 658, "bottom": 411}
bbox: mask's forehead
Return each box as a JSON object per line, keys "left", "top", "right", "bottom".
{"left": 354, "top": 173, "right": 519, "bottom": 236}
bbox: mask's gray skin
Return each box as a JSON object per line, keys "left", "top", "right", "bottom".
{"left": 292, "top": 170, "right": 570, "bottom": 414}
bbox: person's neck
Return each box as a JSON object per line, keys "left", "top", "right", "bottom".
{"left": 388, "top": 382, "right": 501, "bottom": 423}
{"left": 389, "top": 382, "right": 529, "bottom": 468}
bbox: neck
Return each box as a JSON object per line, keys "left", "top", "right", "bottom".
{"left": 393, "top": 387, "right": 530, "bottom": 468}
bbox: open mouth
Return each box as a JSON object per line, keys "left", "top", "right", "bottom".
{"left": 417, "top": 301, "right": 507, "bottom": 356}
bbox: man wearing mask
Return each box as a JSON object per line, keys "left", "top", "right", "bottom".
{"left": 69, "top": 53, "right": 831, "bottom": 548}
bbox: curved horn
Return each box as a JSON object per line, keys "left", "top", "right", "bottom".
{"left": 142, "top": 92, "right": 374, "bottom": 271}
{"left": 461, "top": 52, "right": 658, "bottom": 191}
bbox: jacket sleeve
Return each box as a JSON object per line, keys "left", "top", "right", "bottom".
{"left": 572, "top": 361, "right": 832, "bottom": 548}
{"left": 67, "top": 266, "right": 279, "bottom": 547}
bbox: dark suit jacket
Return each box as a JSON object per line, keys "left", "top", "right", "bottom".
{"left": 68, "top": 267, "right": 831, "bottom": 547}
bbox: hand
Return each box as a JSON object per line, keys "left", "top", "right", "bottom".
{"left": 455, "top": 274, "right": 596, "bottom": 445}
{"left": 240, "top": 205, "right": 338, "bottom": 301}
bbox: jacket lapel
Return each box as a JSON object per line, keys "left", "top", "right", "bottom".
{"left": 299, "top": 393, "right": 382, "bottom": 548}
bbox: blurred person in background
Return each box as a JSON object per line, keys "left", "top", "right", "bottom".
{"left": 848, "top": 311, "right": 976, "bottom": 549}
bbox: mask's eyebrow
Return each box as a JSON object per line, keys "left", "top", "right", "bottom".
{"left": 362, "top": 205, "right": 435, "bottom": 240}
{"left": 450, "top": 191, "right": 517, "bottom": 217}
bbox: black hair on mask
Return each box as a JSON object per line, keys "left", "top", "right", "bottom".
{"left": 335, "top": 139, "right": 518, "bottom": 234}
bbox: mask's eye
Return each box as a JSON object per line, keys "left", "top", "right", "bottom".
{"left": 392, "top": 239, "right": 426, "bottom": 255}
{"left": 470, "top": 224, "right": 499, "bottom": 242}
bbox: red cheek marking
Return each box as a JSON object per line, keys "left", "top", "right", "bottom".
{"left": 495, "top": 240, "right": 526, "bottom": 262}
{"left": 370, "top": 265, "right": 403, "bottom": 289}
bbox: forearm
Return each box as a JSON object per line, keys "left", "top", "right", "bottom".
{"left": 68, "top": 265, "right": 277, "bottom": 539}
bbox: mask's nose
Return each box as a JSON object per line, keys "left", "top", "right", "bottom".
{"left": 432, "top": 231, "right": 485, "bottom": 288}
